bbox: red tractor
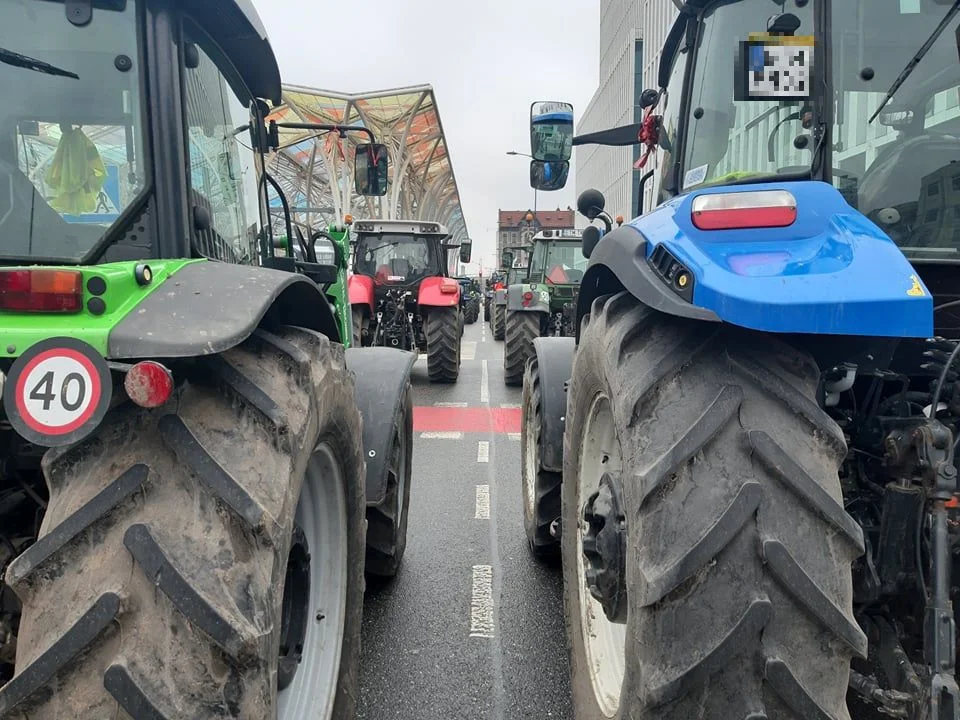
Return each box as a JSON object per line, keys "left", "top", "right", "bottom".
{"left": 349, "top": 220, "right": 471, "bottom": 383}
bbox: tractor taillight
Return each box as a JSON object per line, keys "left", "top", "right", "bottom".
{"left": 0, "top": 269, "right": 83, "bottom": 312}
{"left": 440, "top": 280, "right": 458, "bottom": 294}
{"left": 124, "top": 361, "right": 173, "bottom": 408}
{"left": 522, "top": 291, "right": 534, "bottom": 307}
{"left": 691, "top": 190, "right": 797, "bottom": 231}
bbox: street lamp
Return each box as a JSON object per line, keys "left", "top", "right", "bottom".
{"left": 506, "top": 150, "right": 538, "bottom": 218}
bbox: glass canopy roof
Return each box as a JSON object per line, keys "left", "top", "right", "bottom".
{"left": 265, "top": 84, "right": 468, "bottom": 242}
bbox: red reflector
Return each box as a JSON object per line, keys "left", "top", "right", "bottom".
{"left": 124, "top": 361, "right": 174, "bottom": 408}
{"left": 691, "top": 190, "right": 797, "bottom": 230}
{"left": 0, "top": 269, "right": 83, "bottom": 312}
{"left": 522, "top": 292, "right": 533, "bottom": 301}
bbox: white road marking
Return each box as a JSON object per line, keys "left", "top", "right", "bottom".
{"left": 480, "top": 360, "right": 489, "bottom": 404}
{"left": 500, "top": 403, "right": 520, "bottom": 409}
{"left": 434, "top": 401, "right": 469, "bottom": 408}
{"left": 477, "top": 441, "right": 489, "bottom": 463}
{"left": 461, "top": 341, "right": 477, "bottom": 361}
{"left": 475, "top": 485, "right": 490, "bottom": 519}
{"left": 507, "top": 433, "right": 521, "bottom": 441}
{"left": 469, "top": 564, "right": 495, "bottom": 638}
{"left": 420, "top": 431, "right": 464, "bottom": 440}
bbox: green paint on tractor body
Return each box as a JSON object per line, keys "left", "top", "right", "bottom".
{"left": 0, "top": 259, "right": 200, "bottom": 359}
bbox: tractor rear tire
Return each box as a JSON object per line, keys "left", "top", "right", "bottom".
{"left": 563, "top": 292, "right": 864, "bottom": 720}
{"left": 351, "top": 306, "right": 367, "bottom": 348}
{"left": 504, "top": 310, "right": 541, "bottom": 387}
{"left": 364, "top": 384, "right": 413, "bottom": 578}
{"left": 521, "top": 355, "right": 561, "bottom": 559}
{"left": 0, "top": 328, "right": 366, "bottom": 720}
{"left": 492, "top": 305, "right": 505, "bottom": 341}
{"left": 425, "top": 307, "right": 460, "bottom": 384}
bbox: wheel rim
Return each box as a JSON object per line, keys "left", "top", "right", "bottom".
{"left": 577, "top": 394, "right": 626, "bottom": 717}
{"left": 277, "top": 443, "right": 348, "bottom": 720}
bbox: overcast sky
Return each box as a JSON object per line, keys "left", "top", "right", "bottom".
{"left": 254, "top": 0, "right": 600, "bottom": 274}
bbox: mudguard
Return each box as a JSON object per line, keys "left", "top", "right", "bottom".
{"left": 418, "top": 276, "right": 460, "bottom": 307}
{"left": 109, "top": 261, "right": 340, "bottom": 358}
{"left": 494, "top": 288, "right": 508, "bottom": 306}
{"left": 506, "top": 283, "right": 551, "bottom": 313}
{"left": 348, "top": 274, "right": 375, "bottom": 313}
{"left": 531, "top": 337, "right": 575, "bottom": 473}
{"left": 345, "top": 346, "right": 416, "bottom": 506}
{"left": 579, "top": 180, "right": 933, "bottom": 338}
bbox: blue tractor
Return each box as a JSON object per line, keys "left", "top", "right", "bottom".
{"left": 521, "top": 2, "right": 960, "bottom": 718}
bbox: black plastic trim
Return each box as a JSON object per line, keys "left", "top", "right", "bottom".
{"left": 531, "top": 337, "right": 575, "bottom": 474}
{"left": 576, "top": 225, "right": 719, "bottom": 335}
{"left": 345, "top": 347, "right": 416, "bottom": 506}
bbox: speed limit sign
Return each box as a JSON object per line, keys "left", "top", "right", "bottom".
{"left": 3, "top": 337, "right": 112, "bottom": 447}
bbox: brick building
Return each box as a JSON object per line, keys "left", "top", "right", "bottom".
{"left": 497, "top": 208, "right": 575, "bottom": 265}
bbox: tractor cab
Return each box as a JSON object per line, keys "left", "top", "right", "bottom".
{"left": 351, "top": 220, "right": 451, "bottom": 288}
{"left": 526, "top": 228, "right": 586, "bottom": 287}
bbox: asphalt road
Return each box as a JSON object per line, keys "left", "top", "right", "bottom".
{"left": 357, "top": 312, "right": 573, "bottom": 720}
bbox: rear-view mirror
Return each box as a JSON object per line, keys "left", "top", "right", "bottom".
{"left": 354, "top": 143, "right": 389, "bottom": 197}
{"left": 530, "top": 101, "right": 574, "bottom": 162}
{"left": 530, "top": 160, "right": 569, "bottom": 191}
{"left": 460, "top": 240, "right": 473, "bottom": 264}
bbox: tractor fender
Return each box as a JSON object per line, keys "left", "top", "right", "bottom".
{"left": 348, "top": 274, "right": 375, "bottom": 313}
{"left": 345, "top": 346, "right": 416, "bottom": 506}
{"left": 531, "top": 336, "right": 575, "bottom": 473}
{"left": 575, "top": 223, "right": 719, "bottom": 340}
{"left": 506, "top": 283, "right": 550, "bottom": 313}
{"left": 494, "top": 287, "right": 508, "bottom": 306}
{"left": 418, "top": 276, "right": 460, "bottom": 307}
{"left": 108, "top": 261, "right": 341, "bottom": 358}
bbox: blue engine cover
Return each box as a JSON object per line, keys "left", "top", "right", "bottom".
{"left": 629, "top": 180, "right": 933, "bottom": 338}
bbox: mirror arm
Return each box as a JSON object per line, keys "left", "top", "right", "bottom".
{"left": 572, "top": 123, "right": 644, "bottom": 148}
{"left": 637, "top": 169, "right": 656, "bottom": 216}
{"left": 272, "top": 122, "right": 377, "bottom": 145}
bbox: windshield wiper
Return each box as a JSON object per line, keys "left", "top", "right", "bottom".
{"left": 0, "top": 47, "right": 78, "bottom": 79}
{"left": 870, "top": 0, "right": 960, "bottom": 123}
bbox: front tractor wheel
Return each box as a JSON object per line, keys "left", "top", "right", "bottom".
{"left": 424, "top": 306, "right": 461, "bottom": 383}
{"left": 364, "top": 384, "right": 413, "bottom": 577}
{"left": 504, "top": 310, "right": 541, "bottom": 386}
{"left": 521, "top": 356, "right": 562, "bottom": 559}
{"left": 563, "top": 292, "right": 865, "bottom": 720}
{"left": 0, "top": 328, "right": 366, "bottom": 720}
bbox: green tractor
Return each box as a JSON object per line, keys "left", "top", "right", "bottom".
{"left": 0, "top": 1, "right": 416, "bottom": 718}
{"left": 490, "top": 250, "right": 525, "bottom": 342}
{"left": 502, "top": 229, "right": 585, "bottom": 386}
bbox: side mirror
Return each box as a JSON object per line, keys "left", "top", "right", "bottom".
{"left": 354, "top": 143, "right": 389, "bottom": 197}
{"left": 582, "top": 226, "right": 603, "bottom": 259}
{"left": 530, "top": 160, "right": 569, "bottom": 191}
{"left": 460, "top": 240, "right": 473, "bottom": 264}
{"left": 501, "top": 250, "right": 514, "bottom": 269}
{"left": 577, "top": 188, "right": 606, "bottom": 221}
{"left": 530, "top": 101, "right": 574, "bottom": 162}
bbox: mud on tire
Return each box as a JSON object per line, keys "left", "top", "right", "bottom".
{"left": 521, "top": 355, "right": 561, "bottom": 559}
{"left": 424, "top": 307, "right": 460, "bottom": 384}
{"left": 0, "top": 327, "right": 366, "bottom": 719}
{"left": 504, "top": 311, "right": 541, "bottom": 387}
{"left": 364, "top": 384, "right": 413, "bottom": 578}
{"left": 562, "top": 292, "right": 865, "bottom": 719}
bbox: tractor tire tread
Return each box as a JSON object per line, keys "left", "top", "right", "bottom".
{"left": 425, "top": 307, "right": 460, "bottom": 383}
{"left": 521, "top": 356, "right": 561, "bottom": 558}
{"left": 504, "top": 311, "right": 541, "bottom": 387}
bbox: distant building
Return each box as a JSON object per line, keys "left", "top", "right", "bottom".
{"left": 497, "top": 208, "right": 575, "bottom": 265}
{"left": 576, "top": 0, "right": 678, "bottom": 221}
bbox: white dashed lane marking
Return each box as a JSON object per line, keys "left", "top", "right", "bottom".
{"left": 477, "top": 441, "right": 489, "bottom": 463}
{"left": 434, "top": 401, "right": 469, "bottom": 407}
{"left": 420, "top": 431, "right": 464, "bottom": 440}
{"left": 480, "top": 360, "right": 489, "bottom": 404}
{"left": 507, "top": 433, "right": 521, "bottom": 441}
{"left": 470, "top": 565, "right": 495, "bottom": 638}
{"left": 500, "top": 403, "right": 520, "bottom": 409}
{"left": 475, "top": 485, "right": 490, "bottom": 520}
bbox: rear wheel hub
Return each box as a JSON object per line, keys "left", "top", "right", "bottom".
{"left": 582, "top": 472, "right": 627, "bottom": 624}
{"left": 278, "top": 525, "right": 310, "bottom": 691}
